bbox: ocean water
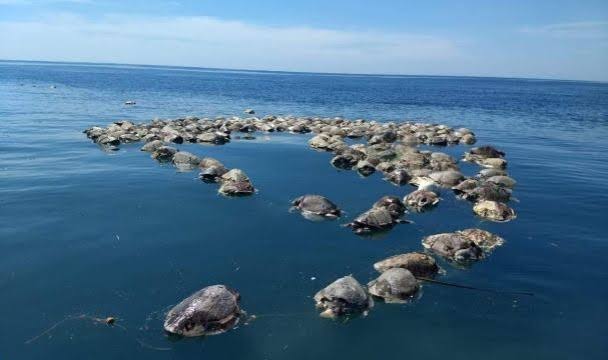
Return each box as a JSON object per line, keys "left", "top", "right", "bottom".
{"left": 1, "top": 61, "right": 607, "bottom": 359}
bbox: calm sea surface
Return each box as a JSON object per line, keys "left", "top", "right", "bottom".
{"left": 1, "top": 61, "right": 607, "bottom": 359}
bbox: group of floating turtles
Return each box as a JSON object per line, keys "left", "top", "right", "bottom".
{"left": 84, "top": 111, "right": 517, "bottom": 336}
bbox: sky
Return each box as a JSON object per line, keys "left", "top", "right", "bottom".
{"left": 0, "top": 0, "right": 607, "bottom": 81}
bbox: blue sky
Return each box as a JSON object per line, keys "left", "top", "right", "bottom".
{"left": 0, "top": 0, "right": 607, "bottom": 81}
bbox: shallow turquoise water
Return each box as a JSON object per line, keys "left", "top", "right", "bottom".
{"left": 1, "top": 61, "right": 607, "bottom": 359}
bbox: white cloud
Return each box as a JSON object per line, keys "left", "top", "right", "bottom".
{"left": 0, "top": 14, "right": 606, "bottom": 80}
{"left": 520, "top": 21, "right": 608, "bottom": 39}
{"left": 0, "top": 13, "right": 463, "bottom": 75}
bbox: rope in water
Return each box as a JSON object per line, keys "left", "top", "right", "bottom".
{"left": 416, "top": 276, "right": 534, "bottom": 296}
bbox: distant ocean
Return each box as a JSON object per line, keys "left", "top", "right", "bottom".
{"left": 1, "top": 61, "right": 607, "bottom": 359}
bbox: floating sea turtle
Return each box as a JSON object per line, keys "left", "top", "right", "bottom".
{"left": 479, "top": 157, "right": 507, "bottom": 169}
{"left": 473, "top": 200, "right": 516, "bottom": 222}
{"left": 151, "top": 146, "right": 177, "bottom": 162}
{"left": 313, "top": 275, "right": 373, "bottom": 318}
{"left": 330, "top": 154, "right": 357, "bottom": 170}
{"left": 355, "top": 160, "right": 376, "bottom": 177}
{"left": 404, "top": 189, "right": 440, "bottom": 212}
{"left": 373, "top": 252, "right": 439, "bottom": 277}
{"left": 368, "top": 268, "right": 419, "bottom": 303}
{"left": 199, "top": 165, "right": 228, "bottom": 183}
{"left": 457, "top": 228, "right": 505, "bottom": 252}
{"left": 458, "top": 182, "right": 511, "bottom": 202}
{"left": 199, "top": 157, "right": 225, "bottom": 169}
{"left": 164, "top": 285, "right": 243, "bottom": 337}
{"left": 372, "top": 196, "right": 406, "bottom": 219}
{"left": 292, "top": 195, "right": 341, "bottom": 219}
{"left": 428, "top": 170, "right": 464, "bottom": 187}
{"left": 172, "top": 151, "right": 200, "bottom": 170}
{"left": 346, "top": 207, "right": 404, "bottom": 234}
{"left": 468, "top": 145, "right": 505, "bottom": 159}
{"left": 140, "top": 139, "right": 165, "bottom": 152}
{"left": 485, "top": 175, "right": 517, "bottom": 189}
{"left": 220, "top": 169, "right": 250, "bottom": 183}
{"left": 477, "top": 168, "right": 507, "bottom": 178}
{"left": 385, "top": 168, "right": 411, "bottom": 186}
{"left": 218, "top": 169, "right": 255, "bottom": 196}
{"left": 218, "top": 179, "right": 255, "bottom": 196}
{"left": 422, "top": 232, "right": 483, "bottom": 263}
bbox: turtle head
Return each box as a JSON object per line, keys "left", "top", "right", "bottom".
{"left": 164, "top": 310, "right": 207, "bottom": 337}
{"left": 291, "top": 196, "right": 303, "bottom": 207}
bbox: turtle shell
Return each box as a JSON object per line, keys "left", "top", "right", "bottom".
{"left": 368, "top": 268, "right": 419, "bottom": 302}
{"left": 293, "top": 195, "right": 341, "bottom": 217}
{"left": 164, "top": 285, "right": 242, "bottom": 337}
{"left": 354, "top": 208, "right": 394, "bottom": 229}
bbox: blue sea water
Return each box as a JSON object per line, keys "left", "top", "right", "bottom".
{"left": 0, "top": 61, "right": 607, "bottom": 359}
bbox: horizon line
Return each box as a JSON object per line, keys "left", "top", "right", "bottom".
{"left": 1, "top": 58, "right": 605, "bottom": 84}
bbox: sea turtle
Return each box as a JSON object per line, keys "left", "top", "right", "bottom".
{"left": 485, "top": 175, "right": 517, "bottom": 189}
{"left": 346, "top": 207, "right": 402, "bottom": 234}
{"left": 452, "top": 178, "right": 480, "bottom": 196}
{"left": 367, "top": 268, "right": 419, "bottom": 303}
{"left": 428, "top": 170, "right": 464, "bottom": 187}
{"left": 292, "top": 195, "right": 341, "bottom": 219}
{"left": 422, "top": 232, "right": 483, "bottom": 263}
{"left": 164, "top": 285, "right": 243, "bottom": 337}
{"left": 220, "top": 169, "right": 250, "bottom": 183}
{"left": 199, "top": 165, "right": 228, "bottom": 183}
{"left": 457, "top": 228, "right": 505, "bottom": 252}
{"left": 218, "top": 179, "right": 255, "bottom": 196}
{"left": 355, "top": 160, "right": 376, "bottom": 177}
{"left": 469, "top": 145, "right": 505, "bottom": 159}
{"left": 473, "top": 200, "right": 516, "bottom": 222}
{"left": 385, "top": 168, "right": 411, "bottom": 186}
{"left": 373, "top": 252, "right": 439, "bottom": 277}
{"left": 330, "top": 154, "right": 357, "bottom": 170}
{"left": 477, "top": 168, "right": 507, "bottom": 178}
{"left": 404, "top": 189, "right": 440, "bottom": 212}
{"left": 140, "top": 139, "right": 165, "bottom": 152}
{"left": 172, "top": 151, "right": 200, "bottom": 170}
{"left": 479, "top": 157, "right": 507, "bottom": 169}
{"left": 459, "top": 182, "right": 512, "bottom": 202}
{"left": 217, "top": 169, "right": 255, "bottom": 196}
{"left": 313, "top": 275, "right": 373, "bottom": 318}
{"left": 197, "top": 132, "right": 230, "bottom": 145}
{"left": 372, "top": 196, "right": 406, "bottom": 219}
{"left": 151, "top": 146, "right": 178, "bottom": 162}
{"left": 199, "top": 157, "right": 225, "bottom": 169}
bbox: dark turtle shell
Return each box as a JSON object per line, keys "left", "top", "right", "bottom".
{"left": 349, "top": 208, "right": 395, "bottom": 233}
{"left": 314, "top": 275, "right": 372, "bottom": 317}
{"left": 373, "top": 252, "right": 439, "bottom": 277}
{"left": 164, "top": 285, "right": 242, "bottom": 337}
{"left": 368, "top": 268, "right": 419, "bottom": 302}
{"left": 292, "top": 195, "right": 341, "bottom": 217}
{"left": 422, "top": 232, "right": 483, "bottom": 263}
{"left": 372, "top": 196, "right": 406, "bottom": 219}
{"left": 470, "top": 145, "right": 505, "bottom": 158}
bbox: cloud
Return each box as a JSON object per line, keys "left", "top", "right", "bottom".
{"left": 520, "top": 21, "right": 608, "bottom": 39}
{"left": 0, "top": 13, "right": 463, "bottom": 75}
